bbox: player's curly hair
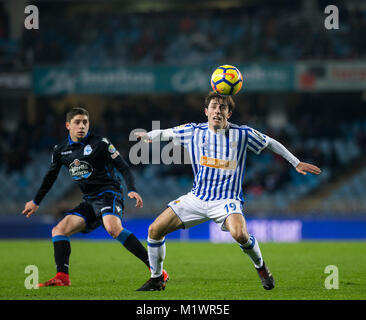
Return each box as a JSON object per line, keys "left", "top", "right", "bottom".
{"left": 66, "top": 107, "right": 90, "bottom": 122}
{"left": 204, "top": 91, "right": 235, "bottom": 112}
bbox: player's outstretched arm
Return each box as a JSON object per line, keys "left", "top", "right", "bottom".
{"left": 22, "top": 200, "right": 39, "bottom": 218}
{"left": 266, "top": 137, "right": 321, "bottom": 175}
{"left": 24, "top": 145, "right": 62, "bottom": 215}
{"left": 135, "top": 128, "right": 179, "bottom": 144}
{"left": 295, "top": 162, "right": 321, "bottom": 175}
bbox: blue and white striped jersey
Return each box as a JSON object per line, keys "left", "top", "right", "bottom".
{"left": 171, "top": 122, "right": 269, "bottom": 202}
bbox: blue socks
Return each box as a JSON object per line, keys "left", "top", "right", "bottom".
{"left": 52, "top": 235, "right": 71, "bottom": 274}
{"left": 116, "top": 229, "right": 150, "bottom": 269}
{"left": 116, "top": 228, "right": 132, "bottom": 245}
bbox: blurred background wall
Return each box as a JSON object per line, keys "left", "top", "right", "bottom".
{"left": 0, "top": 0, "right": 365, "bottom": 240}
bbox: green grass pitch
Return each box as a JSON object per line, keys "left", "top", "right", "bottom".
{"left": 0, "top": 240, "right": 365, "bottom": 300}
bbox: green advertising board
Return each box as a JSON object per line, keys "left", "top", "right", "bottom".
{"left": 33, "top": 64, "right": 295, "bottom": 95}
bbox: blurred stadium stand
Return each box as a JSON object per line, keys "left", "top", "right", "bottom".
{"left": 320, "top": 167, "right": 366, "bottom": 213}
{"left": 1, "top": 0, "right": 366, "bottom": 68}
{"left": 8, "top": 0, "right": 366, "bottom": 67}
{"left": 0, "top": 0, "right": 365, "bottom": 225}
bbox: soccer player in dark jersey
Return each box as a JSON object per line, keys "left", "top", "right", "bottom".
{"left": 22, "top": 107, "right": 168, "bottom": 287}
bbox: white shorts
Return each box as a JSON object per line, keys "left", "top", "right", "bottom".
{"left": 168, "top": 192, "right": 244, "bottom": 231}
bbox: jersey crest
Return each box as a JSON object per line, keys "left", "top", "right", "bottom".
{"left": 84, "top": 144, "right": 93, "bottom": 155}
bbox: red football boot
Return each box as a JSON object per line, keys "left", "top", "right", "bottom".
{"left": 148, "top": 268, "right": 170, "bottom": 282}
{"left": 37, "top": 272, "right": 71, "bottom": 287}
{"left": 162, "top": 269, "right": 169, "bottom": 282}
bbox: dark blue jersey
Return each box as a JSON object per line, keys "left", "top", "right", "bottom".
{"left": 34, "top": 132, "right": 137, "bottom": 205}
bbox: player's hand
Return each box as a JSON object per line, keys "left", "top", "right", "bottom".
{"left": 22, "top": 201, "right": 39, "bottom": 218}
{"left": 296, "top": 162, "right": 321, "bottom": 175}
{"left": 134, "top": 132, "right": 152, "bottom": 143}
{"left": 128, "top": 192, "right": 143, "bottom": 208}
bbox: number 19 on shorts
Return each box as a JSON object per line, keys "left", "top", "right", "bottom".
{"left": 224, "top": 202, "right": 239, "bottom": 214}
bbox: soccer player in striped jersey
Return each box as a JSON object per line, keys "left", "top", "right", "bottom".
{"left": 135, "top": 91, "right": 321, "bottom": 291}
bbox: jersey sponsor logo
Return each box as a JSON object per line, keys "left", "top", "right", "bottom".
{"left": 84, "top": 144, "right": 93, "bottom": 156}
{"left": 69, "top": 159, "right": 93, "bottom": 180}
{"left": 61, "top": 150, "right": 73, "bottom": 155}
{"left": 115, "top": 205, "right": 122, "bottom": 213}
{"left": 200, "top": 155, "right": 236, "bottom": 170}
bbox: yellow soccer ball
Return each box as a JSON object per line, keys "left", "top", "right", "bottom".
{"left": 210, "top": 65, "right": 243, "bottom": 95}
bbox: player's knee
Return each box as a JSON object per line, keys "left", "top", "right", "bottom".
{"left": 148, "top": 223, "right": 163, "bottom": 240}
{"left": 106, "top": 226, "right": 122, "bottom": 239}
{"left": 52, "top": 225, "right": 65, "bottom": 237}
{"left": 107, "top": 230, "right": 120, "bottom": 239}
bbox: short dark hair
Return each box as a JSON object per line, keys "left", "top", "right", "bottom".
{"left": 66, "top": 107, "right": 90, "bottom": 123}
{"left": 204, "top": 91, "right": 235, "bottom": 112}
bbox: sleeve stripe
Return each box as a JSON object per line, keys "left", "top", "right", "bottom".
{"left": 248, "top": 141, "right": 259, "bottom": 151}
{"left": 248, "top": 135, "right": 265, "bottom": 147}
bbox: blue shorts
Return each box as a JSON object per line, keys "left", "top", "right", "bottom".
{"left": 65, "top": 191, "right": 124, "bottom": 233}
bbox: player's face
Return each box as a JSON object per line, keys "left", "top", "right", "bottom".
{"left": 66, "top": 114, "right": 89, "bottom": 141}
{"left": 205, "top": 98, "right": 232, "bottom": 130}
